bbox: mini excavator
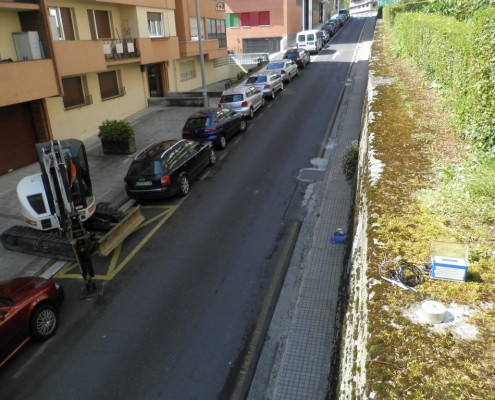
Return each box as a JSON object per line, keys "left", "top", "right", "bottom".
{"left": 1, "top": 139, "right": 144, "bottom": 293}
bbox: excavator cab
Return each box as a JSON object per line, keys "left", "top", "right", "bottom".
{"left": 17, "top": 139, "right": 96, "bottom": 232}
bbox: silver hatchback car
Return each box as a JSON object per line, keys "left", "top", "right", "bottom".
{"left": 265, "top": 59, "right": 299, "bottom": 83}
{"left": 219, "top": 86, "right": 265, "bottom": 120}
{"left": 245, "top": 72, "right": 284, "bottom": 100}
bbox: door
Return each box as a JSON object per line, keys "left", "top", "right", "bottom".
{"left": 0, "top": 104, "right": 38, "bottom": 175}
{"left": 147, "top": 64, "right": 163, "bottom": 97}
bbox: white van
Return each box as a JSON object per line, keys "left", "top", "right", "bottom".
{"left": 296, "top": 29, "right": 322, "bottom": 54}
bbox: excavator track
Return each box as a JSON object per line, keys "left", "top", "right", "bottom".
{"left": 1, "top": 225, "right": 76, "bottom": 261}
{"left": 1, "top": 203, "right": 144, "bottom": 261}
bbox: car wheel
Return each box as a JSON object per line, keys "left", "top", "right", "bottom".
{"left": 208, "top": 148, "right": 216, "bottom": 165}
{"left": 30, "top": 304, "right": 58, "bottom": 341}
{"left": 248, "top": 107, "right": 254, "bottom": 120}
{"left": 239, "top": 119, "right": 248, "bottom": 132}
{"left": 178, "top": 174, "right": 190, "bottom": 196}
{"left": 217, "top": 134, "right": 227, "bottom": 150}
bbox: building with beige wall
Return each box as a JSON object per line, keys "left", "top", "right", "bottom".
{"left": 0, "top": 0, "right": 230, "bottom": 175}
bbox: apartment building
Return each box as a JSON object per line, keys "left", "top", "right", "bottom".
{"left": 224, "top": 0, "right": 336, "bottom": 54}
{"left": 0, "top": 0, "right": 228, "bottom": 176}
{"left": 173, "top": 0, "right": 229, "bottom": 91}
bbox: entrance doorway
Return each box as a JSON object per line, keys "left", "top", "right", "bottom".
{"left": 147, "top": 64, "right": 164, "bottom": 97}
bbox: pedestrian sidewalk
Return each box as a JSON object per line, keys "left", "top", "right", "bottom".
{"left": 0, "top": 85, "right": 222, "bottom": 281}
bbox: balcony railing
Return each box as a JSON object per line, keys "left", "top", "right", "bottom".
{"left": 103, "top": 39, "right": 139, "bottom": 61}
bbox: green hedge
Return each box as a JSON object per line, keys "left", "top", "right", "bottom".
{"left": 383, "top": 7, "right": 495, "bottom": 154}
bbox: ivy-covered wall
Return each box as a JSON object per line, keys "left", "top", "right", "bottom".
{"left": 383, "top": 6, "right": 495, "bottom": 153}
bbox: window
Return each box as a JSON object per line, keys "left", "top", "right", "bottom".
{"left": 62, "top": 76, "right": 91, "bottom": 109}
{"left": 180, "top": 60, "right": 196, "bottom": 82}
{"left": 226, "top": 14, "right": 239, "bottom": 28}
{"left": 88, "top": 9, "right": 112, "bottom": 39}
{"left": 207, "top": 19, "right": 226, "bottom": 48}
{"left": 98, "top": 71, "right": 124, "bottom": 100}
{"left": 48, "top": 7, "right": 76, "bottom": 40}
{"left": 236, "top": 11, "right": 270, "bottom": 28}
{"left": 147, "top": 12, "right": 164, "bottom": 37}
{"left": 259, "top": 11, "right": 270, "bottom": 25}
{"left": 190, "top": 17, "right": 204, "bottom": 41}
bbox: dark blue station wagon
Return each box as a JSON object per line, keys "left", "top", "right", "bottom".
{"left": 182, "top": 107, "right": 247, "bottom": 149}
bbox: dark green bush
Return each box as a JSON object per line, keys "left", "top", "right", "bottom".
{"left": 383, "top": 6, "right": 495, "bottom": 154}
{"left": 97, "top": 119, "right": 135, "bottom": 142}
{"left": 342, "top": 140, "right": 360, "bottom": 182}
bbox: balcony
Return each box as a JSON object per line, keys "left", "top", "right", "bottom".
{"left": 137, "top": 37, "right": 180, "bottom": 64}
{"left": 0, "top": 58, "right": 58, "bottom": 107}
{"left": 52, "top": 40, "right": 107, "bottom": 76}
{"left": 179, "top": 39, "right": 227, "bottom": 58}
{"left": 103, "top": 39, "right": 140, "bottom": 65}
{"left": 95, "top": 0, "right": 175, "bottom": 8}
{"left": 0, "top": 1, "right": 39, "bottom": 12}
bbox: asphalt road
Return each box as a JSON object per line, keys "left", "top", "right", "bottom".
{"left": 0, "top": 17, "right": 367, "bottom": 400}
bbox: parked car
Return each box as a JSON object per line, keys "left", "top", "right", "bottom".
{"left": 245, "top": 72, "right": 284, "bottom": 100}
{"left": 264, "top": 59, "right": 299, "bottom": 83}
{"left": 219, "top": 86, "right": 265, "bottom": 120}
{"left": 330, "top": 14, "right": 345, "bottom": 28}
{"left": 125, "top": 139, "right": 216, "bottom": 199}
{"left": 318, "top": 30, "right": 330, "bottom": 45}
{"left": 339, "top": 8, "right": 350, "bottom": 21}
{"left": 0, "top": 277, "right": 64, "bottom": 368}
{"left": 182, "top": 107, "right": 247, "bottom": 149}
{"left": 296, "top": 29, "right": 323, "bottom": 54}
{"left": 283, "top": 48, "right": 311, "bottom": 69}
{"left": 322, "top": 21, "right": 339, "bottom": 36}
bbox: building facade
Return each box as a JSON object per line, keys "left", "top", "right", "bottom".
{"left": 0, "top": 0, "right": 228, "bottom": 175}
{"left": 224, "top": 0, "right": 336, "bottom": 54}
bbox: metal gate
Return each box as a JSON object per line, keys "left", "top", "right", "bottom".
{"left": 243, "top": 37, "right": 281, "bottom": 54}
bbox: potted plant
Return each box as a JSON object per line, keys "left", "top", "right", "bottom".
{"left": 97, "top": 119, "right": 136, "bottom": 155}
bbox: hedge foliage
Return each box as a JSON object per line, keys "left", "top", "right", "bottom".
{"left": 384, "top": 7, "right": 495, "bottom": 154}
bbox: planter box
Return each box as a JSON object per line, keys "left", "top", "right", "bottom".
{"left": 101, "top": 137, "right": 136, "bottom": 155}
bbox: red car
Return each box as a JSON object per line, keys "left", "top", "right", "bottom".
{"left": 0, "top": 277, "right": 64, "bottom": 367}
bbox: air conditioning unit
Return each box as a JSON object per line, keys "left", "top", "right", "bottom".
{"left": 12, "top": 31, "right": 44, "bottom": 61}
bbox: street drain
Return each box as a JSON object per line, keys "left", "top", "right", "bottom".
{"left": 298, "top": 168, "right": 326, "bottom": 182}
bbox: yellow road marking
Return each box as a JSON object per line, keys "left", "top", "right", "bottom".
{"left": 55, "top": 205, "right": 177, "bottom": 280}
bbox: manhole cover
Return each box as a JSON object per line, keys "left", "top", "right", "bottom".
{"left": 298, "top": 168, "right": 325, "bottom": 182}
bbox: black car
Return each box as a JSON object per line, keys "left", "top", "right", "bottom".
{"left": 283, "top": 48, "right": 311, "bottom": 69}
{"left": 322, "top": 21, "right": 339, "bottom": 37}
{"left": 182, "top": 107, "right": 247, "bottom": 149}
{"left": 124, "top": 139, "right": 216, "bottom": 199}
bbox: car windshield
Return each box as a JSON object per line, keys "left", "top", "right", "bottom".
{"left": 184, "top": 117, "right": 211, "bottom": 129}
{"left": 221, "top": 94, "right": 243, "bottom": 102}
{"left": 128, "top": 160, "right": 162, "bottom": 177}
{"left": 247, "top": 76, "right": 267, "bottom": 84}
{"left": 267, "top": 62, "right": 284, "bottom": 70}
